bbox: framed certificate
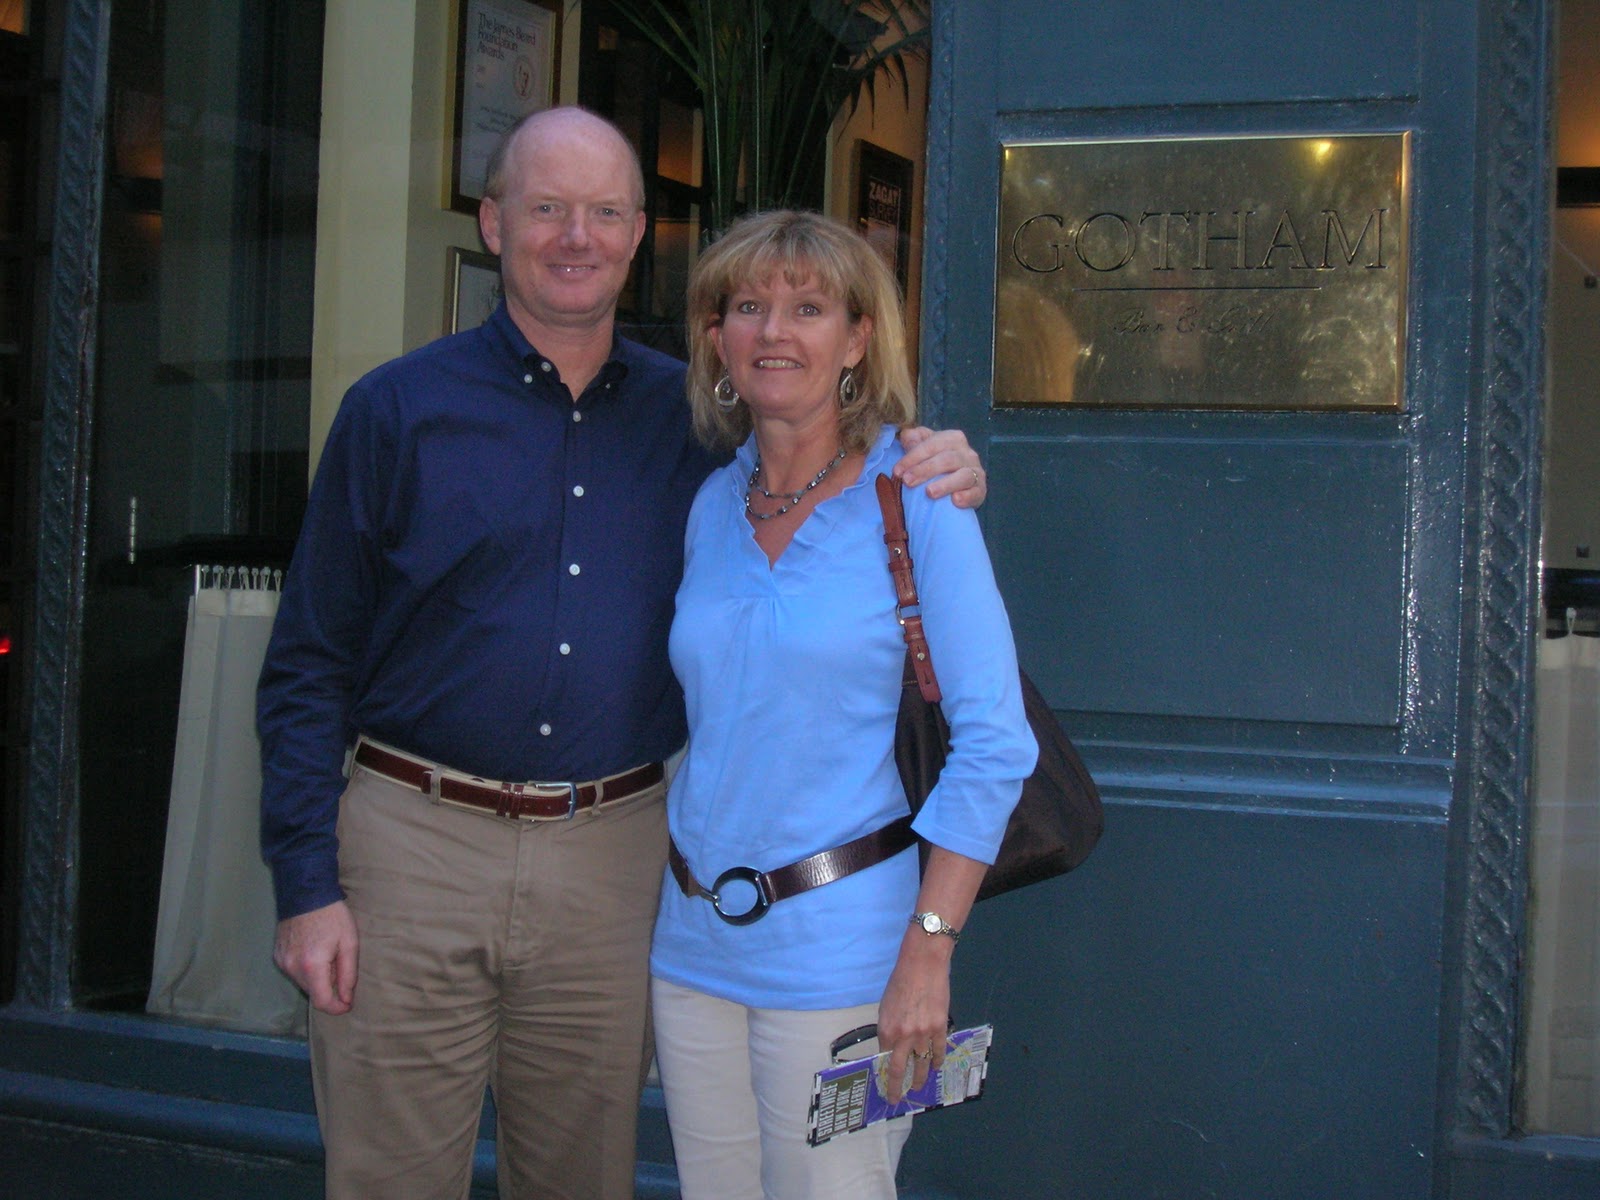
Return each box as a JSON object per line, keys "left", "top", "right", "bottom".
{"left": 450, "top": 0, "right": 562, "bottom": 214}
{"left": 449, "top": 247, "right": 502, "bottom": 333}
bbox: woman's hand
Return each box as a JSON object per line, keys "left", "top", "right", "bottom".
{"left": 876, "top": 847, "right": 990, "bottom": 1102}
{"left": 877, "top": 929, "right": 955, "bottom": 1103}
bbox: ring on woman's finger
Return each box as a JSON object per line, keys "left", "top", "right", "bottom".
{"left": 968, "top": 466, "right": 980, "bottom": 488}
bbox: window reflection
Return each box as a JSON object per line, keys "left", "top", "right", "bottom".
{"left": 587, "top": 5, "right": 704, "bottom": 358}
{"left": 1523, "top": 0, "right": 1600, "bottom": 1137}
{"left": 76, "top": 0, "right": 320, "bottom": 1024}
{"left": 1, "top": 8, "right": 35, "bottom": 1008}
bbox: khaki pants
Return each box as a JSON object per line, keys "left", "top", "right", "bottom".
{"left": 310, "top": 765, "right": 668, "bottom": 1200}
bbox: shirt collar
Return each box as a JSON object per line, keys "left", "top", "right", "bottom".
{"left": 484, "top": 301, "right": 633, "bottom": 392}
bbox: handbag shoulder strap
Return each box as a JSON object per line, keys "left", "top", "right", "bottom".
{"left": 875, "top": 473, "right": 942, "bottom": 702}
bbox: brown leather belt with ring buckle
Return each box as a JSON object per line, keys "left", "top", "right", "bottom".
{"left": 352, "top": 737, "right": 663, "bottom": 821}
{"left": 668, "top": 815, "right": 917, "bottom": 925}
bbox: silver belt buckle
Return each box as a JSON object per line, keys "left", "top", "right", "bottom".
{"left": 528, "top": 780, "right": 579, "bottom": 819}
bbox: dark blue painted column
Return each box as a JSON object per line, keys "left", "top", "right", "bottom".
{"left": 910, "top": 2, "right": 1561, "bottom": 1197}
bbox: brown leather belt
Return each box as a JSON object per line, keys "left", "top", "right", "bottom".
{"left": 668, "top": 815, "right": 916, "bottom": 925}
{"left": 352, "top": 737, "right": 663, "bottom": 821}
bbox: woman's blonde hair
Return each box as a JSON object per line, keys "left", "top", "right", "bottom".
{"left": 685, "top": 210, "right": 917, "bottom": 453}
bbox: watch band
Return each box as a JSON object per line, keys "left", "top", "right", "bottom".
{"left": 911, "top": 911, "right": 961, "bottom": 942}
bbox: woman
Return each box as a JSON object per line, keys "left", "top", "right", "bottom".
{"left": 651, "top": 210, "right": 1037, "bottom": 1199}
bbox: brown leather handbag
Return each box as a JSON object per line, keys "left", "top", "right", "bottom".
{"left": 876, "top": 474, "right": 1103, "bottom": 901}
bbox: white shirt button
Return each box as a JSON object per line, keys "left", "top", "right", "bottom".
{"left": 572, "top": 485, "right": 584, "bottom": 497}
{"left": 540, "top": 361, "right": 553, "bottom": 373}
{"left": 568, "top": 563, "right": 581, "bottom": 576}
{"left": 572, "top": 410, "right": 583, "bottom": 422}
{"left": 539, "top": 723, "right": 552, "bottom": 736}
{"left": 559, "top": 643, "right": 571, "bottom": 655}
{"left": 523, "top": 373, "right": 533, "bottom": 384}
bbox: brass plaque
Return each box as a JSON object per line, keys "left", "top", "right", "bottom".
{"left": 993, "top": 134, "right": 1409, "bottom": 409}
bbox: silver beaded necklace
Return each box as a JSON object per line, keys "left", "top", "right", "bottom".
{"left": 745, "top": 448, "right": 847, "bottom": 521}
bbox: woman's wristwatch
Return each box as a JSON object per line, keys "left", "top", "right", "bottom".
{"left": 911, "top": 911, "right": 961, "bottom": 942}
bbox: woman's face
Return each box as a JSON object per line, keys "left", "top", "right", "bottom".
{"left": 711, "top": 273, "right": 871, "bottom": 429}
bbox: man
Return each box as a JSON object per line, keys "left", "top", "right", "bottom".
{"left": 259, "top": 106, "right": 985, "bottom": 1200}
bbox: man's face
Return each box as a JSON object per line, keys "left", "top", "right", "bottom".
{"left": 479, "top": 116, "right": 647, "bottom": 340}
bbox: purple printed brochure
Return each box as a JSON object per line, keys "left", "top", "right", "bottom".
{"left": 807, "top": 1024, "right": 992, "bottom": 1146}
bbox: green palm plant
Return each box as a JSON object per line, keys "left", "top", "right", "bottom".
{"left": 607, "top": 0, "right": 930, "bottom": 236}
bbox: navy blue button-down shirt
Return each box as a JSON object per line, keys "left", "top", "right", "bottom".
{"left": 258, "top": 304, "right": 721, "bottom": 920}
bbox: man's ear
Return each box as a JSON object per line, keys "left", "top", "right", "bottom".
{"left": 479, "top": 198, "right": 502, "bottom": 256}
{"left": 630, "top": 207, "right": 647, "bottom": 259}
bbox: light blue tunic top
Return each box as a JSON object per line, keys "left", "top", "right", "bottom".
{"left": 650, "top": 425, "right": 1038, "bottom": 1010}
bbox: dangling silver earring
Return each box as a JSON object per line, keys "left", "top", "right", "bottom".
{"left": 838, "top": 368, "right": 857, "bottom": 406}
{"left": 714, "top": 374, "right": 740, "bottom": 410}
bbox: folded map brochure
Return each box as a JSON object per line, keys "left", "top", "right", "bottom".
{"left": 807, "top": 1023, "right": 992, "bottom": 1146}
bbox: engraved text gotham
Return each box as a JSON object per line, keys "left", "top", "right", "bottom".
{"left": 1009, "top": 207, "right": 1389, "bottom": 275}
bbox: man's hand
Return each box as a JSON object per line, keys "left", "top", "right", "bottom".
{"left": 274, "top": 900, "right": 359, "bottom": 1015}
{"left": 894, "top": 426, "right": 986, "bottom": 508}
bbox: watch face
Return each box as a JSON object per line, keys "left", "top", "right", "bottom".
{"left": 921, "top": 913, "right": 941, "bottom": 933}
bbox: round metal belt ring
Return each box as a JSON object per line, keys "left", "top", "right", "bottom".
{"left": 710, "top": 865, "right": 771, "bottom": 925}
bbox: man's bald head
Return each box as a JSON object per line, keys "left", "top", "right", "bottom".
{"left": 483, "top": 106, "right": 646, "bottom": 211}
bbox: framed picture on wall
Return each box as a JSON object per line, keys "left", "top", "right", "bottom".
{"left": 449, "top": 247, "right": 502, "bottom": 333}
{"left": 853, "top": 141, "right": 913, "bottom": 295}
{"left": 450, "top": 0, "right": 562, "bottom": 214}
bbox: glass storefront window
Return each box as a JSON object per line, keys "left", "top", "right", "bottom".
{"left": 1523, "top": 0, "right": 1600, "bottom": 1139}
{"left": 75, "top": 0, "right": 322, "bottom": 1019}
{"left": 584, "top": 2, "right": 706, "bottom": 359}
{"left": 0, "top": 12, "right": 27, "bottom": 1007}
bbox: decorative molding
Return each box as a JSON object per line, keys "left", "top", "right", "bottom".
{"left": 1453, "top": 0, "right": 1552, "bottom": 1136}
{"left": 18, "top": 0, "right": 109, "bottom": 1009}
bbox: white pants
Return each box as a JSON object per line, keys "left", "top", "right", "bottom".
{"left": 651, "top": 976, "right": 913, "bottom": 1200}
